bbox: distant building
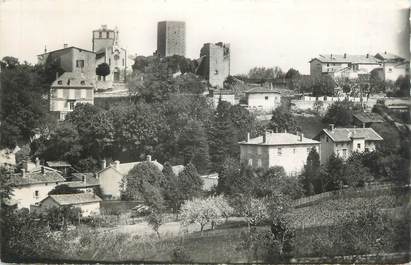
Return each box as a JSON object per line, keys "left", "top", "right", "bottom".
{"left": 353, "top": 112, "right": 384, "bottom": 128}
{"left": 315, "top": 125, "right": 383, "bottom": 164}
{"left": 46, "top": 161, "right": 72, "bottom": 178}
{"left": 239, "top": 131, "right": 320, "bottom": 175}
{"left": 7, "top": 163, "right": 66, "bottom": 209}
{"left": 96, "top": 156, "right": 164, "bottom": 200}
{"left": 157, "top": 21, "right": 186, "bottom": 57}
{"left": 37, "top": 45, "right": 96, "bottom": 80}
{"left": 208, "top": 89, "right": 236, "bottom": 108}
{"left": 375, "top": 52, "right": 410, "bottom": 81}
{"left": 92, "top": 25, "right": 127, "bottom": 83}
{"left": 197, "top": 42, "right": 230, "bottom": 88}
{"left": 309, "top": 54, "right": 381, "bottom": 79}
{"left": 49, "top": 72, "right": 94, "bottom": 120}
{"left": 245, "top": 86, "right": 282, "bottom": 112}
{"left": 67, "top": 173, "right": 99, "bottom": 193}
{"left": 36, "top": 193, "right": 102, "bottom": 217}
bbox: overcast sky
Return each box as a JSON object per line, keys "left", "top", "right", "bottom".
{"left": 0, "top": 0, "right": 409, "bottom": 74}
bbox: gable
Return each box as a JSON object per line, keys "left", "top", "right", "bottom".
{"left": 98, "top": 167, "right": 123, "bottom": 181}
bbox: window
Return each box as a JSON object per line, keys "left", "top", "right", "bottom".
{"left": 365, "top": 147, "right": 369, "bottom": 152}
{"left": 388, "top": 68, "right": 392, "bottom": 72}
{"left": 326, "top": 137, "right": 329, "bottom": 142}
{"left": 99, "top": 32, "right": 102, "bottom": 38}
{"left": 257, "top": 146, "right": 262, "bottom": 155}
{"left": 76, "top": 60, "right": 84, "bottom": 68}
{"left": 248, "top": 159, "right": 252, "bottom": 166}
{"left": 293, "top": 148, "right": 296, "bottom": 154}
{"left": 109, "top": 58, "right": 111, "bottom": 65}
{"left": 327, "top": 63, "right": 329, "bottom": 67}
{"left": 68, "top": 100, "right": 75, "bottom": 110}
{"left": 277, "top": 148, "right": 282, "bottom": 156}
{"left": 257, "top": 159, "right": 262, "bottom": 167}
{"left": 342, "top": 149, "right": 347, "bottom": 158}
{"left": 80, "top": 81, "right": 85, "bottom": 85}
{"left": 57, "top": 80, "right": 62, "bottom": 85}
{"left": 357, "top": 143, "right": 361, "bottom": 149}
{"left": 265, "top": 96, "right": 269, "bottom": 100}
{"left": 114, "top": 54, "right": 120, "bottom": 61}
{"left": 34, "top": 190, "right": 39, "bottom": 198}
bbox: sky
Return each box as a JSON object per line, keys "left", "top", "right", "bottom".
{"left": 0, "top": 0, "right": 409, "bottom": 74}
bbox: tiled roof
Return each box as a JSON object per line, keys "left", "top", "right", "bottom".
{"left": 240, "top": 132, "right": 319, "bottom": 146}
{"left": 245, "top": 87, "right": 282, "bottom": 94}
{"left": 37, "top": 46, "right": 95, "bottom": 56}
{"left": 67, "top": 173, "right": 99, "bottom": 188}
{"left": 48, "top": 193, "right": 102, "bottom": 206}
{"left": 46, "top": 161, "right": 72, "bottom": 167}
{"left": 321, "top": 128, "right": 383, "bottom": 142}
{"left": 375, "top": 52, "right": 406, "bottom": 62}
{"left": 99, "top": 161, "right": 164, "bottom": 176}
{"left": 311, "top": 54, "right": 381, "bottom": 64}
{"left": 353, "top": 112, "right": 384, "bottom": 123}
{"left": 51, "top": 72, "right": 94, "bottom": 88}
{"left": 10, "top": 167, "right": 65, "bottom": 186}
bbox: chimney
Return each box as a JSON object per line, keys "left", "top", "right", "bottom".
{"left": 114, "top": 160, "right": 120, "bottom": 170}
{"left": 21, "top": 169, "right": 26, "bottom": 178}
{"left": 35, "top": 157, "right": 40, "bottom": 168}
{"left": 330, "top": 53, "right": 333, "bottom": 59}
{"left": 41, "top": 166, "right": 45, "bottom": 174}
{"left": 362, "top": 122, "right": 366, "bottom": 128}
{"left": 299, "top": 133, "right": 304, "bottom": 142}
{"left": 44, "top": 45, "right": 47, "bottom": 53}
{"left": 262, "top": 131, "right": 266, "bottom": 143}
{"left": 63, "top": 43, "right": 68, "bottom": 48}
{"left": 329, "top": 124, "right": 335, "bottom": 131}
{"left": 146, "top": 155, "right": 152, "bottom": 162}
{"left": 101, "top": 159, "right": 107, "bottom": 169}
{"left": 247, "top": 132, "right": 250, "bottom": 142}
{"left": 366, "top": 53, "right": 369, "bottom": 58}
{"left": 83, "top": 175, "right": 87, "bottom": 184}
{"left": 344, "top": 53, "right": 347, "bottom": 58}
{"left": 23, "top": 160, "right": 29, "bottom": 173}
{"left": 284, "top": 129, "right": 287, "bottom": 133}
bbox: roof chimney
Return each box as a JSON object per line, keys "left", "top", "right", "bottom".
{"left": 114, "top": 160, "right": 120, "bottom": 170}
{"left": 284, "top": 129, "right": 287, "bottom": 133}
{"left": 329, "top": 124, "right": 335, "bottom": 131}
{"left": 146, "top": 155, "right": 152, "bottom": 162}
{"left": 44, "top": 45, "right": 47, "bottom": 53}
{"left": 247, "top": 132, "right": 250, "bottom": 142}
{"left": 299, "top": 133, "right": 304, "bottom": 142}
{"left": 21, "top": 169, "right": 26, "bottom": 178}
{"left": 344, "top": 53, "right": 347, "bottom": 58}
{"left": 41, "top": 166, "right": 45, "bottom": 175}
{"left": 83, "top": 175, "right": 87, "bottom": 184}
{"left": 63, "top": 43, "right": 68, "bottom": 48}
{"left": 35, "top": 157, "right": 40, "bottom": 168}
{"left": 366, "top": 53, "right": 369, "bottom": 58}
{"left": 101, "top": 159, "right": 106, "bottom": 169}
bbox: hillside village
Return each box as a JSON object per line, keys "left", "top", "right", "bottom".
{"left": 1, "top": 21, "right": 410, "bottom": 263}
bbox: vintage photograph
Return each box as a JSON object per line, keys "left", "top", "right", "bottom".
{"left": 0, "top": 0, "right": 410, "bottom": 263}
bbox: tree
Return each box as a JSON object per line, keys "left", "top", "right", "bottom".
{"left": 268, "top": 106, "right": 298, "bottom": 133}
{"left": 179, "top": 197, "right": 221, "bottom": 232}
{"left": 322, "top": 154, "right": 345, "bottom": 191}
{"left": 322, "top": 100, "right": 361, "bottom": 127}
{"left": 146, "top": 210, "right": 163, "bottom": 238}
{"left": 394, "top": 75, "right": 410, "bottom": 97}
{"left": 311, "top": 75, "right": 336, "bottom": 96}
{"left": 248, "top": 66, "right": 283, "bottom": 80}
{"left": 344, "top": 154, "right": 374, "bottom": 187}
{"left": 216, "top": 156, "right": 240, "bottom": 195}
{"left": 300, "top": 147, "right": 322, "bottom": 194}
{"left": 176, "top": 163, "right": 203, "bottom": 202}
{"left": 284, "top": 68, "right": 300, "bottom": 79}
{"left": 162, "top": 162, "right": 180, "bottom": 211}
{"left": 48, "top": 184, "right": 82, "bottom": 195}
{"left": 270, "top": 215, "right": 295, "bottom": 257}
{"left": 241, "top": 197, "right": 269, "bottom": 230}
{"left": 96, "top": 63, "right": 110, "bottom": 79}
{"left": 208, "top": 101, "right": 238, "bottom": 170}
{"left": 177, "top": 119, "right": 210, "bottom": 174}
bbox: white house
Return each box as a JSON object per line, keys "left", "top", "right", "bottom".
{"left": 239, "top": 131, "right": 320, "bottom": 176}
{"left": 96, "top": 156, "right": 163, "bottom": 200}
{"left": 245, "top": 87, "right": 281, "bottom": 112}
{"left": 8, "top": 164, "right": 66, "bottom": 209}
{"left": 37, "top": 193, "right": 102, "bottom": 217}
{"left": 315, "top": 124, "right": 383, "bottom": 164}
{"left": 375, "top": 52, "right": 410, "bottom": 81}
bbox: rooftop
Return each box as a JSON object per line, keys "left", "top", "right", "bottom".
{"left": 52, "top": 72, "right": 95, "bottom": 88}
{"left": 10, "top": 167, "right": 66, "bottom": 186}
{"left": 99, "top": 160, "right": 164, "bottom": 176}
{"left": 375, "top": 52, "right": 406, "bottom": 62}
{"left": 47, "top": 193, "right": 102, "bottom": 206}
{"left": 38, "top": 46, "right": 95, "bottom": 56}
{"left": 310, "top": 54, "right": 381, "bottom": 64}
{"left": 245, "top": 87, "right": 282, "bottom": 94}
{"left": 240, "top": 132, "right": 320, "bottom": 146}
{"left": 67, "top": 173, "right": 99, "bottom": 188}
{"left": 353, "top": 112, "right": 384, "bottom": 123}
{"left": 320, "top": 127, "right": 383, "bottom": 142}
{"left": 46, "top": 161, "right": 72, "bottom": 167}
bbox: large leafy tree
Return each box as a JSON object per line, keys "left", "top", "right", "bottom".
{"left": 208, "top": 101, "right": 238, "bottom": 170}
{"left": 268, "top": 106, "right": 298, "bottom": 133}
{"left": 300, "top": 147, "right": 322, "bottom": 195}
{"left": 96, "top": 63, "right": 110, "bottom": 78}
{"left": 216, "top": 156, "right": 240, "bottom": 195}
{"left": 176, "top": 163, "right": 203, "bottom": 202}
{"left": 322, "top": 100, "right": 361, "bottom": 127}
{"left": 248, "top": 66, "right": 283, "bottom": 80}
{"left": 177, "top": 119, "right": 210, "bottom": 174}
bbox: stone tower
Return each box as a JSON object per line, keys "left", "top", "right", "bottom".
{"left": 198, "top": 42, "right": 230, "bottom": 88}
{"left": 92, "top": 25, "right": 119, "bottom": 52}
{"left": 157, "top": 21, "right": 186, "bottom": 58}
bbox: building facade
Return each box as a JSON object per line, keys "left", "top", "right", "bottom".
{"left": 239, "top": 132, "right": 320, "bottom": 176}
{"left": 37, "top": 193, "right": 102, "bottom": 217}
{"left": 315, "top": 125, "right": 383, "bottom": 164}
{"left": 49, "top": 72, "right": 94, "bottom": 120}
{"left": 157, "top": 21, "right": 186, "bottom": 57}
{"left": 37, "top": 46, "right": 96, "bottom": 80}
{"left": 8, "top": 165, "right": 66, "bottom": 209}
{"left": 245, "top": 87, "right": 282, "bottom": 112}
{"left": 92, "top": 25, "right": 127, "bottom": 84}
{"left": 375, "top": 52, "right": 410, "bottom": 81}
{"left": 197, "top": 42, "right": 230, "bottom": 88}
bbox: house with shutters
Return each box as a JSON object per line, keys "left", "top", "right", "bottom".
{"left": 7, "top": 163, "right": 66, "bottom": 209}
{"left": 315, "top": 124, "right": 383, "bottom": 164}
{"left": 239, "top": 131, "right": 320, "bottom": 176}
{"left": 49, "top": 72, "right": 94, "bottom": 120}
{"left": 245, "top": 86, "right": 282, "bottom": 112}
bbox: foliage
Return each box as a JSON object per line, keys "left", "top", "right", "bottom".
{"left": 177, "top": 119, "right": 210, "bottom": 174}
{"left": 96, "top": 62, "right": 110, "bottom": 77}
{"left": 176, "top": 163, "right": 203, "bottom": 202}
{"left": 216, "top": 157, "right": 240, "bottom": 195}
{"left": 270, "top": 215, "right": 295, "bottom": 257}
{"left": 322, "top": 100, "right": 361, "bottom": 127}
{"left": 247, "top": 66, "right": 283, "bottom": 80}
{"left": 42, "top": 206, "right": 82, "bottom": 230}
{"left": 48, "top": 184, "right": 82, "bottom": 195}
{"left": 268, "top": 106, "right": 298, "bottom": 133}
{"left": 284, "top": 68, "right": 300, "bottom": 79}
{"left": 290, "top": 75, "right": 335, "bottom": 95}
{"left": 300, "top": 147, "right": 322, "bottom": 195}
{"left": 344, "top": 154, "right": 374, "bottom": 187}
{"left": 393, "top": 75, "right": 410, "bottom": 97}
{"left": 241, "top": 197, "right": 269, "bottom": 228}
{"left": 170, "top": 245, "right": 192, "bottom": 263}
{"left": 146, "top": 210, "right": 163, "bottom": 238}
{"left": 162, "top": 162, "right": 180, "bottom": 211}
